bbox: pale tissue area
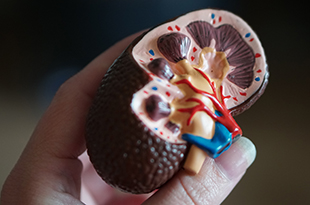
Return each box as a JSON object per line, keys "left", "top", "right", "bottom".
{"left": 1, "top": 1, "right": 310, "bottom": 204}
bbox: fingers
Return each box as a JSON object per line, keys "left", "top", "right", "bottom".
{"left": 29, "top": 31, "right": 145, "bottom": 159}
{"left": 79, "top": 152, "right": 151, "bottom": 205}
{"left": 143, "top": 137, "right": 256, "bottom": 205}
{"left": 0, "top": 32, "right": 145, "bottom": 204}
{"left": 72, "top": 30, "right": 146, "bottom": 101}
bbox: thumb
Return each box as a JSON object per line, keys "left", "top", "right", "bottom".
{"left": 143, "top": 137, "right": 256, "bottom": 205}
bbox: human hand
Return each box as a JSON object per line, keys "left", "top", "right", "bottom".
{"left": 0, "top": 32, "right": 256, "bottom": 205}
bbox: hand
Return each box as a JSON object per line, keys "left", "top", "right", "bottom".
{"left": 0, "top": 32, "right": 256, "bottom": 205}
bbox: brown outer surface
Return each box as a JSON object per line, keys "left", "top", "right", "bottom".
{"left": 86, "top": 33, "right": 188, "bottom": 194}
{"left": 86, "top": 10, "right": 269, "bottom": 194}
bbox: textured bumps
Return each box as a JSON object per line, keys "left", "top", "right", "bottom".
{"left": 86, "top": 43, "right": 188, "bottom": 194}
{"left": 86, "top": 9, "right": 268, "bottom": 194}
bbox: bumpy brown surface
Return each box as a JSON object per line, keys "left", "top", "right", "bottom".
{"left": 86, "top": 37, "right": 188, "bottom": 194}
{"left": 86, "top": 11, "right": 269, "bottom": 194}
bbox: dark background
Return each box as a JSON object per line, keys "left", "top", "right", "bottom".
{"left": 1, "top": 0, "right": 310, "bottom": 204}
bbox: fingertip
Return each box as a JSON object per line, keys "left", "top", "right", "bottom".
{"left": 236, "top": 136, "right": 257, "bottom": 167}
{"left": 215, "top": 136, "right": 256, "bottom": 180}
{"left": 143, "top": 137, "right": 257, "bottom": 205}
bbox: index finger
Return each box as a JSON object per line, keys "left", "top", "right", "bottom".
{"left": 29, "top": 31, "right": 144, "bottom": 159}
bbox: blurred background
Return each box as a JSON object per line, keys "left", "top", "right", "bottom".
{"left": 1, "top": 0, "right": 309, "bottom": 204}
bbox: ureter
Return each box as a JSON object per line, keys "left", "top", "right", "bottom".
{"left": 169, "top": 48, "right": 233, "bottom": 174}
{"left": 169, "top": 59, "right": 217, "bottom": 174}
{"left": 183, "top": 145, "right": 208, "bottom": 175}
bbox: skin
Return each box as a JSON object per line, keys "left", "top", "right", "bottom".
{"left": 0, "top": 32, "right": 253, "bottom": 205}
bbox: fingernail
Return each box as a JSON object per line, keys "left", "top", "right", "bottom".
{"left": 214, "top": 137, "right": 256, "bottom": 180}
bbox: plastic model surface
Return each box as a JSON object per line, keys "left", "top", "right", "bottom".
{"left": 86, "top": 8, "right": 268, "bottom": 194}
